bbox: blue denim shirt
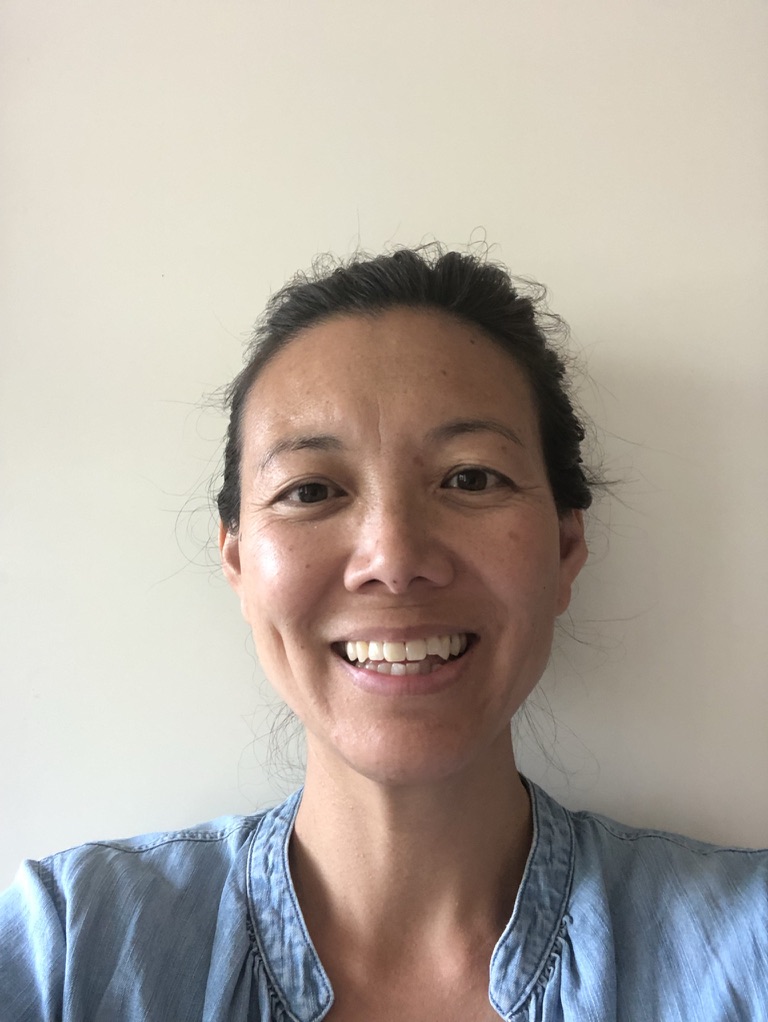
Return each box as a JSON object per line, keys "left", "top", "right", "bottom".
{"left": 2, "top": 780, "right": 767, "bottom": 1021}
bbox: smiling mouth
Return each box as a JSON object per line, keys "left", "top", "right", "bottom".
{"left": 334, "top": 633, "right": 475, "bottom": 676}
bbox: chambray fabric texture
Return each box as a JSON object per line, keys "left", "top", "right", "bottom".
{"left": 1, "top": 779, "right": 767, "bottom": 1022}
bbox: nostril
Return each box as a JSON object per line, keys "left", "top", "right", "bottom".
{"left": 342, "top": 524, "right": 455, "bottom": 595}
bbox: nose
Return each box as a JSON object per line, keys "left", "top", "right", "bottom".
{"left": 343, "top": 495, "right": 455, "bottom": 595}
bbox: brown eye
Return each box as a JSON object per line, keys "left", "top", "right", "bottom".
{"left": 446, "top": 469, "right": 493, "bottom": 491}
{"left": 275, "top": 479, "right": 346, "bottom": 507}
{"left": 294, "top": 482, "right": 330, "bottom": 503}
{"left": 443, "top": 467, "right": 516, "bottom": 493}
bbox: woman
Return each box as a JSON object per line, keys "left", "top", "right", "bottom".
{"left": 2, "top": 247, "right": 766, "bottom": 1021}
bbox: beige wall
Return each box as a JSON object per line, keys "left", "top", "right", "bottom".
{"left": 2, "top": 0, "right": 767, "bottom": 885}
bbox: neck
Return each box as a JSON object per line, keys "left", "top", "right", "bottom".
{"left": 290, "top": 736, "right": 532, "bottom": 959}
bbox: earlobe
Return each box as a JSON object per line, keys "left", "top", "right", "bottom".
{"left": 556, "top": 510, "right": 588, "bottom": 615}
{"left": 219, "top": 521, "right": 243, "bottom": 592}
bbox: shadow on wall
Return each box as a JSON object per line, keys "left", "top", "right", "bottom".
{"left": 516, "top": 355, "right": 768, "bottom": 848}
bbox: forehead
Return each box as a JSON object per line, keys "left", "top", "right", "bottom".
{"left": 243, "top": 308, "right": 539, "bottom": 445}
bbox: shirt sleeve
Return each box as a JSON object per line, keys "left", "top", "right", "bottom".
{"left": 0, "top": 860, "right": 65, "bottom": 1022}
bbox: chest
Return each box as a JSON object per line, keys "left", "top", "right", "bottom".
{"left": 319, "top": 968, "right": 502, "bottom": 1022}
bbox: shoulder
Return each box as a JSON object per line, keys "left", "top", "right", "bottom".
{"left": 1, "top": 804, "right": 295, "bottom": 950}
{"left": 564, "top": 797, "right": 768, "bottom": 998}
{"left": 568, "top": 801, "right": 768, "bottom": 886}
{"left": 27, "top": 811, "right": 268, "bottom": 911}
{"left": 526, "top": 784, "right": 768, "bottom": 1013}
{"left": 0, "top": 802, "right": 296, "bottom": 1021}
{"left": 55, "top": 811, "right": 265, "bottom": 869}
{"left": 564, "top": 797, "right": 768, "bottom": 918}
{"left": 527, "top": 779, "right": 768, "bottom": 934}
{"left": 527, "top": 782, "right": 768, "bottom": 929}
{"left": 1, "top": 810, "right": 276, "bottom": 960}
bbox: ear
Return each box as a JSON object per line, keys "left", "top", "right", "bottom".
{"left": 556, "top": 510, "right": 588, "bottom": 615}
{"left": 219, "top": 520, "right": 243, "bottom": 595}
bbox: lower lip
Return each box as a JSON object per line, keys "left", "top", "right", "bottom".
{"left": 338, "top": 646, "right": 474, "bottom": 697}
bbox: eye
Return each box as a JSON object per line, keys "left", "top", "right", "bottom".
{"left": 295, "top": 482, "right": 329, "bottom": 503}
{"left": 276, "top": 480, "right": 343, "bottom": 505}
{"left": 443, "top": 467, "right": 511, "bottom": 492}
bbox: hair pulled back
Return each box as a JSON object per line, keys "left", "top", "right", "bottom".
{"left": 217, "top": 245, "right": 594, "bottom": 531}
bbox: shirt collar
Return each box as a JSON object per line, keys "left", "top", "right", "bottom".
{"left": 246, "top": 779, "right": 573, "bottom": 1021}
{"left": 489, "top": 778, "right": 574, "bottom": 1016}
{"left": 247, "top": 789, "right": 333, "bottom": 1022}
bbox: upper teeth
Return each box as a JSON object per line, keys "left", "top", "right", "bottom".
{"left": 344, "top": 634, "right": 467, "bottom": 664}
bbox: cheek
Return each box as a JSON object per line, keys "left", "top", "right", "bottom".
{"left": 494, "top": 521, "right": 562, "bottom": 594}
{"left": 239, "top": 525, "right": 336, "bottom": 631}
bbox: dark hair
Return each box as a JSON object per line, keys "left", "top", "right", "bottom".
{"left": 217, "top": 245, "right": 595, "bottom": 531}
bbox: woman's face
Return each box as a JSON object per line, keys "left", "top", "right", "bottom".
{"left": 220, "top": 308, "right": 587, "bottom": 786}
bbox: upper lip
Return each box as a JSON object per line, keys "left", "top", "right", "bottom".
{"left": 330, "top": 625, "right": 476, "bottom": 643}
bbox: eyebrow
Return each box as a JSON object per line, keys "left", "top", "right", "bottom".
{"left": 258, "top": 433, "right": 344, "bottom": 472}
{"left": 257, "top": 418, "right": 523, "bottom": 472}
{"left": 426, "top": 417, "right": 524, "bottom": 448}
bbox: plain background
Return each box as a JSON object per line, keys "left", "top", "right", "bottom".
{"left": 1, "top": 0, "right": 767, "bottom": 887}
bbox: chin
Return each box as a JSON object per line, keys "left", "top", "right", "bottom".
{"left": 319, "top": 724, "right": 510, "bottom": 789}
